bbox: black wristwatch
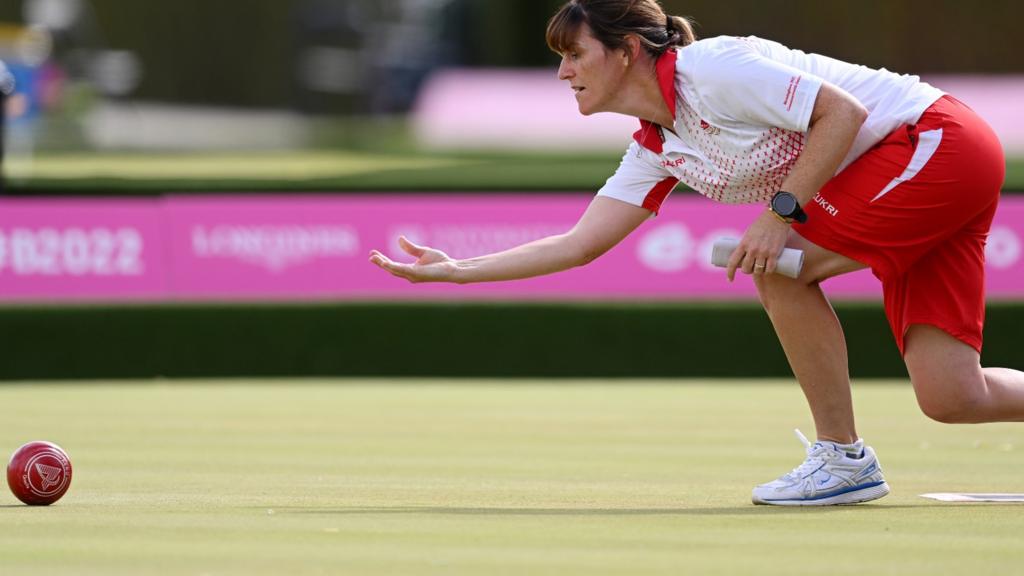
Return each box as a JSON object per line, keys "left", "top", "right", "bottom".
{"left": 770, "top": 191, "right": 808, "bottom": 224}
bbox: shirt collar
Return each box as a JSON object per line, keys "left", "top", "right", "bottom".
{"left": 632, "top": 49, "right": 679, "bottom": 154}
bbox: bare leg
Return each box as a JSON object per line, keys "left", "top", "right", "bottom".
{"left": 904, "top": 324, "right": 1024, "bottom": 423}
{"left": 753, "top": 232, "right": 868, "bottom": 444}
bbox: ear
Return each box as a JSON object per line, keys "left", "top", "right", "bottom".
{"left": 621, "top": 35, "right": 642, "bottom": 66}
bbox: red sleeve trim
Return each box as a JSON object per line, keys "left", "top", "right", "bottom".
{"left": 642, "top": 177, "right": 679, "bottom": 214}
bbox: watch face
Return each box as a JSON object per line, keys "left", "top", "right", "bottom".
{"left": 772, "top": 193, "right": 797, "bottom": 217}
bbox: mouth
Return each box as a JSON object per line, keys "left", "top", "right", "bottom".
{"left": 572, "top": 86, "right": 585, "bottom": 95}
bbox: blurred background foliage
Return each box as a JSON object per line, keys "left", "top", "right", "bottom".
{"left": 1, "top": 0, "right": 1022, "bottom": 193}
{"left": 1, "top": 0, "right": 1021, "bottom": 114}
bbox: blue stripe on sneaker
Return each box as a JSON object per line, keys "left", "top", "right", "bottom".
{"left": 764, "top": 480, "right": 886, "bottom": 502}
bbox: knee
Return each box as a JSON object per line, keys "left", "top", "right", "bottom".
{"left": 912, "top": 374, "right": 989, "bottom": 424}
{"left": 905, "top": 327, "right": 989, "bottom": 424}
{"left": 753, "top": 273, "right": 816, "bottom": 312}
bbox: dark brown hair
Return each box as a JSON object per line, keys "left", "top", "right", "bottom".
{"left": 546, "top": 0, "right": 696, "bottom": 57}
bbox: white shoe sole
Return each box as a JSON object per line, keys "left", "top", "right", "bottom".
{"left": 752, "top": 481, "right": 891, "bottom": 506}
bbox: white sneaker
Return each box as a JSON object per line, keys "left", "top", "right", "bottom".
{"left": 752, "top": 429, "right": 890, "bottom": 506}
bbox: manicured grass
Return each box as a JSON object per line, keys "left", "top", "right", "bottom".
{"left": 1, "top": 380, "right": 1021, "bottom": 575}
{"left": 2, "top": 150, "right": 617, "bottom": 194}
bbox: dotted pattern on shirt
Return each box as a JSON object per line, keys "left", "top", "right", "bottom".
{"left": 674, "top": 97, "right": 805, "bottom": 205}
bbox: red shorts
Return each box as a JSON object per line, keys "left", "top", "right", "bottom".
{"left": 795, "top": 95, "right": 1005, "bottom": 355}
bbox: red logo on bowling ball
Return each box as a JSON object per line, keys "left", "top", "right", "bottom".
{"left": 7, "top": 441, "right": 73, "bottom": 506}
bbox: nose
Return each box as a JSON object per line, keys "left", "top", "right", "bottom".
{"left": 558, "top": 56, "right": 573, "bottom": 81}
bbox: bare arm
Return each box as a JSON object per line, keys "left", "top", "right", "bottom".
{"left": 779, "top": 82, "right": 869, "bottom": 206}
{"left": 369, "top": 196, "right": 652, "bottom": 284}
{"left": 726, "top": 82, "right": 868, "bottom": 279}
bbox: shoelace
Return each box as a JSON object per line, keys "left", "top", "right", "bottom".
{"left": 783, "top": 429, "right": 841, "bottom": 480}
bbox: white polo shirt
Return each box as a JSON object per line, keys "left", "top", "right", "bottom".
{"left": 598, "top": 36, "right": 945, "bottom": 212}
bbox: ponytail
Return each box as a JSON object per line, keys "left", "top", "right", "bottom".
{"left": 547, "top": 1, "right": 698, "bottom": 58}
{"left": 665, "top": 15, "right": 696, "bottom": 48}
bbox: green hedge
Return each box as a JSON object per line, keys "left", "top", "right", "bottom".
{"left": 2, "top": 301, "right": 1021, "bottom": 381}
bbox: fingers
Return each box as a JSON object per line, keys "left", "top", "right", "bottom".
{"left": 368, "top": 250, "right": 390, "bottom": 269}
{"left": 747, "top": 254, "right": 776, "bottom": 276}
{"left": 728, "top": 210, "right": 792, "bottom": 280}
{"left": 727, "top": 250, "right": 765, "bottom": 281}
{"left": 369, "top": 237, "right": 425, "bottom": 283}
{"left": 368, "top": 250, "right": 417, "bottom": 282}
{"left": 727, "top": 249, "right": 777, "bottom": 280}
{"left": 726, "top": 249, "right": 742, "bottom": 282}
{"left": 751, "top": 256, "right": 768, "bottom": 276}
{"left": 398, "top": 236, "right": 426, "bottom": 258}
{"left": 368, "top": 250, "right": 397, "bottom": 273}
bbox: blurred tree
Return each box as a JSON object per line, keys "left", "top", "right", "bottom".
{"left": 2, "top": 0, "right": 1021, "bottom": 112}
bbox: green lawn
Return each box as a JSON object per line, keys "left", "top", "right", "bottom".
{"left": 1, "top": 380, "right": 1021, "bottom": 575}
{"left": 6, "top": 151, "right": 1024, "bottom": 194}
{"left": 2, "top": 150, "right": 620, "bottom": 193}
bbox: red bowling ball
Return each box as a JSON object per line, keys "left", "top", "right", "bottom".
{"left": 7, "top": 441, "right": 73, "bottom": 506}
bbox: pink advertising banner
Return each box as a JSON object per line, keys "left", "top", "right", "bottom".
{"left": 0, "top": 198, "right": 166, "bottom": 300}
{"left": 2, "top": 194, "right": 1023, "bottom": 302}
{"left": 166, "top": 194, "right": 864, "bottom": 300}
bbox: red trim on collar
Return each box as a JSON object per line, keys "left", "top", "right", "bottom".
{"left": 632, "top": 49, "right": 679, "bottom": 154}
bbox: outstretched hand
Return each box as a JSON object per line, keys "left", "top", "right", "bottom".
{"left": 369, "top": 236, "right": 460, "bottom": 283}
